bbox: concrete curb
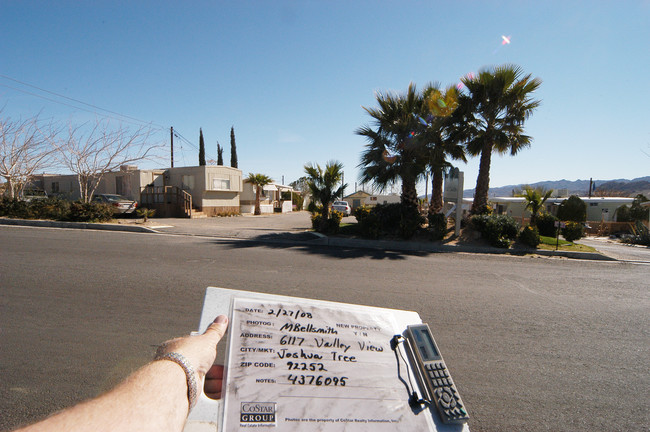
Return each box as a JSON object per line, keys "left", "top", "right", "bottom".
{"left": 0, "top": 218, "right": 158, "bottom": 233}
{"left": 1, "top": 217, "right": 617, "bottom": 261}
{"left": 322, "top": 236, "right": 616, "bottom": 261}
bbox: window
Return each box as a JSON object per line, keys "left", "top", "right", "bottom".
{"left": 589, "top": 203, "right": 599, "bottom": 207}
{"left": 51, "top": 182, "right": 59, "bottom": 193}
{"left": 212, "top": 178, "right": 230, "bottom": 190}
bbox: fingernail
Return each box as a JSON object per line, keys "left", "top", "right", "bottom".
{"left": 216, "top": 315, "right": 228, "bottom": 324}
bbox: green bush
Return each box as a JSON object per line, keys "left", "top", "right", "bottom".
{"left": 307, "top": 201, "right": 320, "bottom": 214}
{"left": 353, "top": 206, "right": 381, "bottom": 239}
{"left": 352, "top": 203, "right": 426, "bottom": 239}
{"left": 471, "top": 214, "right": 519, "bottom": 248}
{"left": 28, "top": 197, "right": 71, "bottom": 220}
{"left": 399, "top": 206, "right": 424, "bottom": 239}
{"left": 427, "top": 212, "right": 447, "bottom": 241}
{"left": 536, "top": 212, "right": 558, "bottom": 237}
{"left": 557, "top": 196, "right": 587, "bottom": 222}
{"left": 630, "top": 194, "right": 649, "bottom": 222}
{"left": 310, "top": 209, "right": 343, "bottom": 234}
{"left": 518, "top": 225, "right": 540, "bottom": 248}
{"left": 375, "top": 203, "right": 403, "bottom": 235}
{"left": 622, "top": 221, "right": 650, "bottom": 246}
{"left": 0, "top": 197, "right": 30, "bottom": 218}
{"left": 136, "top": 207, "right": 156, "bottom": 221}
{"left": 67, "top": 201, "right": 114, "bottom": 222}
{"left": 353, "top": 205, "right": 371, "bottom": 223}
{"left": 561, "top": 221, "right": 584, "bottom": 242}
{"left": 291, "top": 192, "right": 304, "bottom": 211}
{"left": 615, "top": 205, "right": 632, "bottom": 222}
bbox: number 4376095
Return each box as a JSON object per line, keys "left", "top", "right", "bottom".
{"left": 287, "top": 374, "right": 347, "bottom": 386}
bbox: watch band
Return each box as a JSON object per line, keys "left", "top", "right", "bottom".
{"left": 155, "top": 352, "right": 198, "bottom": 410}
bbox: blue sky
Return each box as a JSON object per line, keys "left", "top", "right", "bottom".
{"left": 2, "top": 1, "right": 649, "bottom": 195}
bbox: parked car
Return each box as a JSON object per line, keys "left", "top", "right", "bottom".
{"left": 332, "top": 200, "right": 351, "bottom": 216}
{"left": 22, "top": 189, "right": 48, "bottom": 202}
{"left": 92, "top": 194, "right": 138, "bottom": 214}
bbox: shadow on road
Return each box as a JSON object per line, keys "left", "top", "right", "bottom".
{"left": 210, "top": 232, "right": 432, "bottom": 260}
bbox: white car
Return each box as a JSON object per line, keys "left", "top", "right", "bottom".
{"left": 332, "top": 200, "right": 351, "bottom": 216}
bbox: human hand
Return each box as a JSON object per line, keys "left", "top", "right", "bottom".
{"left": 156, "top": 315, "right": 229, "bottom": 382}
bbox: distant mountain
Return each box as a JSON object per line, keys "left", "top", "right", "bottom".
{"left": 462, "top": 176, "right": 650, "bottom": 198}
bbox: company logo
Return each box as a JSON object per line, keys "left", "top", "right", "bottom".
{"left": 240, "top": 402, "right": 276, "bottom": 424}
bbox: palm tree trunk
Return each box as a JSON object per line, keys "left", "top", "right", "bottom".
{"left": 429, "top": 169, "right": 444, "bottom": 215}
{"left": 254, "top": 188, "right": 261, "bottom": 215}
{"left": 401, "top": 176, "right": 418, "bottom": 209}
{"left": 471, "top": 144, "right": 493, "bottom": 214}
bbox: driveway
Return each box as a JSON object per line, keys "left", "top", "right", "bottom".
{"left": 577, "top": 237, "right": 650, "bottom": 262}
{"left": 146, "top": 211, "right": 319, "bottom": 240}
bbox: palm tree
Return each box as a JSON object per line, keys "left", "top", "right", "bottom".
{"left": 246, "top": 173, "right": 273, "bottom": 215}
{"left": 357, "top": 83, "right": 427, "bottom": 211}
{"left": 520, "top": 186, "right": 553, "bottom": 225}
{"left": 420, "top": 84, "right": 467, "bottom": 215}
{"left": 304, "top": 161, "right": 346, "bottom": 229}
{"left": 458, "top": 64, "right": 542, "bottom": 214}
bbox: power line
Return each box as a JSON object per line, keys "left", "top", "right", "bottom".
{"left": 174, "top": 129, "right": 217, "bottom": 162}
{"left": 0, "top": 73, "right": 167, "bottom": 130}
{"left": 1, "top": 73, "right": 226, "bottom": 166}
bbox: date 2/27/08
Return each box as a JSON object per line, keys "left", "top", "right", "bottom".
{"left": 287, "top": 374, "right": 348, "bottom": 386}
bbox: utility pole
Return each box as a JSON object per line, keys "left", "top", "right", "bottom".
{"left": 170, "top": 126, "right": 174, "bottom": 168}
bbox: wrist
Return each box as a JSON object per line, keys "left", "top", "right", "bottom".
{"left": 154, "top": 352, "right": 199, "bottom": 410}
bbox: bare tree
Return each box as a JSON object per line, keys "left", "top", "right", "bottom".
{"left": 0, "top": 113, "right": 59, "bottom": 198}
{"left": 59, "top": 120, "right": 158, "bottom": 202}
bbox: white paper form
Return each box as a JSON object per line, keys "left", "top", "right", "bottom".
{"left": 222, "top": 298, "right": 433, "bottom": 431}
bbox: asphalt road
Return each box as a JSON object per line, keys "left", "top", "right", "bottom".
{"left": 1, "top": 226, "right": 648, "bottom": 432}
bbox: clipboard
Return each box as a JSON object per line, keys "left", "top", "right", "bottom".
{"left": 185, "top": 287, "right": 471, "bottom": 432}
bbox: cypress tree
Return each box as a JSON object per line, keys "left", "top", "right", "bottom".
{"left": 199, "top": 128, "right": 206, "bottom": 166}
{"left": 217, "top": 142, "right": 224, "bottom": 165}
{"left": 230, "top": 126, "right": 238, "bottom": 168}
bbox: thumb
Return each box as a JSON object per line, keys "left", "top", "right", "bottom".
{"left": 203, "top": 315, "right": 229, "bottom": 344}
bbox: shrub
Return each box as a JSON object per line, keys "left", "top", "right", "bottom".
{"left": 561, "top": 221, "right": 584, "bottom": 242}
{"left": 629, "top": 194, "right": 649, "bottom": 222}
{"left": 307, "top": 201, "right": 320, "bottom": 214}
{"left": 352, "top": 203, "right": 426, "bottom": 239}
{"left": 615, "top": 205, "right": 632, "bottom": 222}
{"left": 353, "top": 206, "right": 381, "bottom": 239}
{"left": 353, "top": 205, "right": 372, "bottom": 223}
{"left": 310, "top": 208, "right": 343, "bottom": 234}
{"left": 622, "top": 221, "right": 650, "bottom": 246}
{"left": 291, "top": 192, "right": 304, "bottom": 211}
{"left": 0, "top": 197, "right": 30, "bottom": 218}
{"left": 28, "top": 197, "right": 71, "bottom": 220}
{"left": 329, "top": 209, "right": 343, "bottom": 232}
{"left": 375, "top": 203, "right": 403, "bottom": 234}
{"left": 67, "top": 201, "right": 114, "bottom": 222}
{"left": 136, "top": 207, "right": 156, "bottom": 222}
{"left": 536, "top": 213, "right": 558, "bottom": 237}
{"left": 518, "top": 225, "right": 540, "bottom": 248}
{"left": 427, "top": 212, "right": 447, "bottom": 241}
{"left": 470, "top": 214, "right": 519, "bottom": 248}
{"left": 399, "top": 206, "right": 424, "bottom": 239}
{"left": 557, "top": 196, "right": 586, "bottom": 222}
